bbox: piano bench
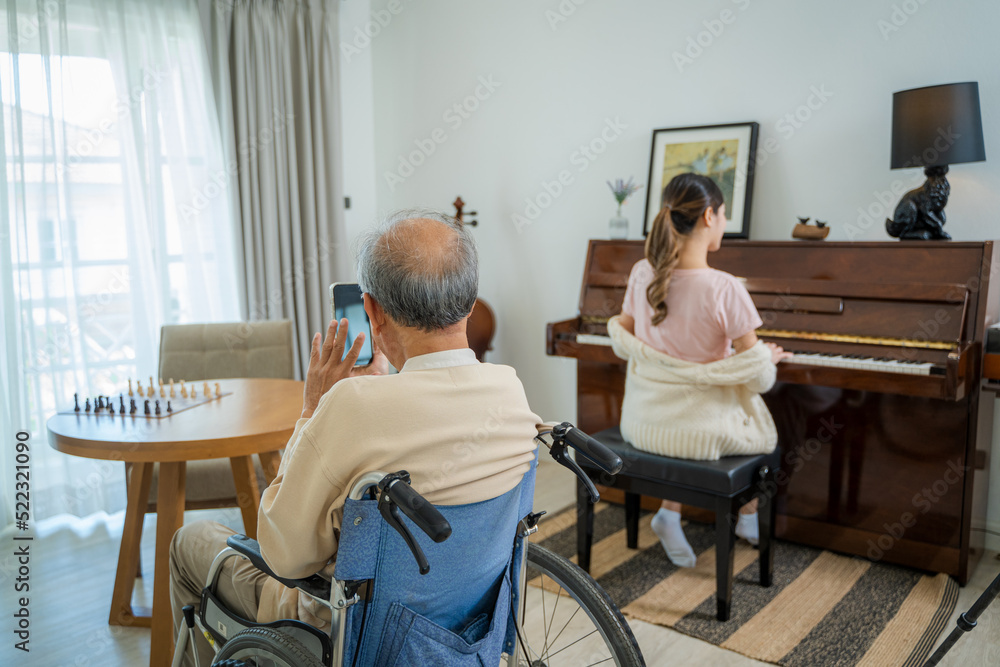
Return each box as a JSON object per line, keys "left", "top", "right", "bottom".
{"left": 576, "top": 427, "right": 780, "bottom": 622}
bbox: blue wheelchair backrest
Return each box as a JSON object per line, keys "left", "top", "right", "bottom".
{"left": 334, "top": 456, "right": 537, "bottom": 666}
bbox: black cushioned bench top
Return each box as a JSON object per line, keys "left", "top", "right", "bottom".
{"left": 581, "top": 427, "right": 781, "bottom": 496}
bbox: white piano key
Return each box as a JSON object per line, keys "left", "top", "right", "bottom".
{"left": 575, "top": 333, "right": 613, "bottom": 347}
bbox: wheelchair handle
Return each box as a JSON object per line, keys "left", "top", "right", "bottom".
{"left": 552, "top": 422, "right": 623, "bottom": 474}
{"left": 380, "top": 473, "right": 452, "bottom": 544}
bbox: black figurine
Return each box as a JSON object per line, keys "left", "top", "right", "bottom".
{"left": 144, "top": 399, "right": 151, "bottom": 416}
{"left": 74, "top": 393, "right": 80, "bottom": 412}
{"left": 166, "top": 400, "right": 173, "bottom": 413}
{"left": 155, "top": 400, "right": 161, "bottom": 416}
{"left": 85, "top": 398, "right": 91, "bottom": 412}
{"left": 130, "top": 399, "right": 137, "bottom": 415}
{"left": 120, "top": 395, "right": 125, "bottom": 413}
{"left": 886, "top": 166, "right": 951, "bottom": 240}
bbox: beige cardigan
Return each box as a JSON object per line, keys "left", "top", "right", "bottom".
{"left": 608, "top": 316, "right": 777, "bottom": 460}
{"left": 256, "top": 363, "right": 542, "bottom": 626}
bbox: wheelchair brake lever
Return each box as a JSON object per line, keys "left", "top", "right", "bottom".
{"left": 378, "top": 488, "right": 432, "bottom": 575}
{"left": 549, "top": 438, "right": 601, "bottom": 504}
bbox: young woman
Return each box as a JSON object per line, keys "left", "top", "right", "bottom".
{"left": 610, "top": 172, "right": 790, "bottom": 567}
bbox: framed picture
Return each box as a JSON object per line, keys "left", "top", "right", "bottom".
{"left": 642, "top": 122, "right": 759, "bottom": 238}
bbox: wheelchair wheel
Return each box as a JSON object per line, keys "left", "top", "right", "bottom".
{"left": 213, "top": 627, "right": 325, "bottom": 667}
{"left": 512, "top": 542, "right": 645, "bottom": 667}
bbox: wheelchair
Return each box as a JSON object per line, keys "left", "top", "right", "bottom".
{"left": 171, "top": 423, "right": 646, "bottom": 666}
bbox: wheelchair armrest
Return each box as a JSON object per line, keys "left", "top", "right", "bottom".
{"left": 226, "top": 534, "right": 332, "bottom": 601}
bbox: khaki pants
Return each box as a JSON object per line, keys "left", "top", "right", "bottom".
{"left": 169, "top": 520, "right": 269, "bottom": 667}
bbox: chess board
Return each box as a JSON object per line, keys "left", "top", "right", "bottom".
{"left": 60, "top": 392, "right": 233, "bottom": 419}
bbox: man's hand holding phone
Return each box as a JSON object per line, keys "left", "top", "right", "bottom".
{"left": 302, "top": 318, "right": 383, "bottom": 419}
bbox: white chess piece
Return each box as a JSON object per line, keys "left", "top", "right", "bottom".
{"left": 128, "top": 379, "right": 134, "bottom": 397}
{"left": 180, "top": 382, "right": 188, "bottom": 398}
{"left": 203, "top": 382, "right": 210, "bottom": 397}
{"left": 214, "top": 382, "right": 221, "bottom": 398}
{"left": 191, "top": 384, "right": 197, "bottom": 399}
{"left": 169, "top": 379, "right": 175, "bottom": 398}
{"left": 137, "top": 385, "right": 144, "bottom": 398}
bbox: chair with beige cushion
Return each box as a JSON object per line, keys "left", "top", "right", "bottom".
{"left": 128, "top": 320, "right": 296, "bottom": 523}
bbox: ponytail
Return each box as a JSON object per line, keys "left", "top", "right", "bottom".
{"left": 645, "top": 206, "right": 680, "bottom": 326}
{"left": 644, "top": 173, "right": 724, "bottom": 326}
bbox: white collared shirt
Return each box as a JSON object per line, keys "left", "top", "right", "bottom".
{"left": 399, "top": 347, "right": 479, "bottom": 373}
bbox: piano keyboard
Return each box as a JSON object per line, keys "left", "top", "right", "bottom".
{"left": 575, "top": 334, "right": 613, "bottom": 347}
{"left": 784, "top": 352, "right": 941, "bottom": 375}
{"left": 572, "top": 334, "right": 942, "bottom": 376}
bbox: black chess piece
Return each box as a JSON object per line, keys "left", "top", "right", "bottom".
{"left": 97, "top": 396, "right": 104, "bottom": 411}
{"left": 85, "top": 398, "right": 91, "bottom": 412}
{"left": 109, "top": 401, "right": 115, "bottom": 414}
{"left": 120, "top": 395, "right": 125, "bottom": 413}
{"left": 166, "top": 400, "right": 173, "bottom": 413}
{"left": 74, "top": 393, "right": 80, "bottom": 412}
{"left": 155, "top": 400, "right": 161, "bottom": 416}
{"left": 130, "top": 399, "right": 137, "bottom": 415}
{"left": 144, "top": 400, "right": 150, "bottom": 416}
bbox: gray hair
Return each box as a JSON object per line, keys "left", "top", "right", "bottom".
{"left": 355, "top": 208, "right": 479, "bottom": 331}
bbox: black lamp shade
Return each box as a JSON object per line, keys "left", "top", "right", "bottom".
{"left": 890, "top": 82, "right": 986, "bottom": 169}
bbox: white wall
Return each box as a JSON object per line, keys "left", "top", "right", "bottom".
{"left": 350, "top": 0, "right": 1000, "bottom": 550}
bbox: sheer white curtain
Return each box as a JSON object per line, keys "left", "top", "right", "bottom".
{"left": 1, "top": 0, "right": 240, "bottom": 524}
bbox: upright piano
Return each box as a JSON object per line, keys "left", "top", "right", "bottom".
{"left": 547, "top": 240, "right": 998, "bottom": 584}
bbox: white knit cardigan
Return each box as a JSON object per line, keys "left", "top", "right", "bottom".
{"left": 608, "top": 316, "right": 778, "bottom": 461}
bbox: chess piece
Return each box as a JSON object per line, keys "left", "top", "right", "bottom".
{"left": 166, "top": 400, "right": 173, "bottom": 413}
{"left": 85, "top": 398, "right": 91, "bottom": 413}
{"left": 148, "top": 380, "right": 154, "bottom": 397}
{"left": 130, "top": 399, "right": 136, "bottom": 415}
{"left": 214, "top": 382, "right": 221, "bottom": 398}
{"left": 137, "top": 385, "right": 144, "bottom": 398}
{"left": 170, "top": 379, "right": 176, "bottom": 398}
{"left": 144, "top": 400, "right": 150, "bottom": 416}
{"left": 180, "top": 380, "right": 188, "bottom": 398}
{"left": 160, "top": 384, "right": 165, "bottom": 398}
{"left": 109, "top": 401, "right": 115, "bottom": 414}
{"left": 120, "top": 395, "right": 125, "bottom": 413}
{"left": 128, "top": 379, "right": 134, "bottom": 397}
{"left": 97, "top": 396, "right": 104, "bottom": 411}
{"left": 191, "top": 384, "right": 197, "bottom": 399}
{"left": 155, "top": 400, "right": 161, "bottom": 416}
{"left": 74, "top": 393, "right": 80, "bottom": 412}
{"left": 203, "top": 381, "right": 210, "bottom": 397}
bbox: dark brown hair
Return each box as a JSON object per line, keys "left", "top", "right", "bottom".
{"left": 645, "top": 173, "right": 725, "bottom": 325}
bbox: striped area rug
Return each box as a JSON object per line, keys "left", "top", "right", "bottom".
{"left": 531, "top": 503, "right": 958, "bottom": 666}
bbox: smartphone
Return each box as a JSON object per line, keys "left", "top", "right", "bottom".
{"left": 330, "top": 283, "right": 374, "bottom": 366}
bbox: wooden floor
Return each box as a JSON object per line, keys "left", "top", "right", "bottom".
{"left": 2, "top": 460, "right": 997, "bottom": 665}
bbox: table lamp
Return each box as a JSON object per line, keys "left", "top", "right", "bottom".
{"left": 885, "top": 81, "right": 985, "bottom": 240}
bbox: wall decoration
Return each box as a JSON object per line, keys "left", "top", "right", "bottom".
{"left": 642, "top": 122, "right": 759, "bottom": 238}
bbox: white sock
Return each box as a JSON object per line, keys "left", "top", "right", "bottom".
{"left": 650, "top": 508, "right": 697, "bottom": 568}
{"left": 736, "top": 512, "right": 759, "bottom": 546}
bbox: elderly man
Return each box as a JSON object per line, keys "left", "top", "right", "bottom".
{"left": 169, "top": 210, "right": 541, "bottom": 663}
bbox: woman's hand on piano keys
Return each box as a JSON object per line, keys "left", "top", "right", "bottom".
{"left": 766, "top": 342, "right": 794, "bottom": 364}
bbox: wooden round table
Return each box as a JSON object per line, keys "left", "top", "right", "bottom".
{"left": 47, "top": 377, "right": 303, "bottom": 667}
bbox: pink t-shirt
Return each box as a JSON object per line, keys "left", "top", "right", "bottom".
{"left": 621, "top": 259, "right": 763, "bottom": 364}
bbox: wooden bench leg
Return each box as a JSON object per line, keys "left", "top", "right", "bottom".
{"left": 576, "top": 479, "right": 594, "bottom": 573}
{"left": 759, "top": 468, "right": 776, "bottom": 588}
{"left": 715, "top": 498, "right": 737, "bottom": 622}
{"left": 624, "top": 492, "right": 640, "bottom": 549}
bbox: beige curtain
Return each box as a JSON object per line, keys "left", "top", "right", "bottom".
{"left": 210, "top": 0, "right": 350, "bottom": 378}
